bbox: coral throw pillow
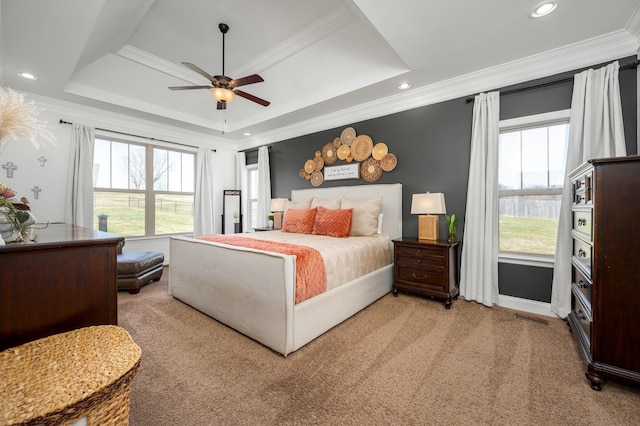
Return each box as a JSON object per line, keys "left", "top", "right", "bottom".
{"left": 281, "top": 208, "right": 317, "bottom": 234}
{"left": 312, "top": 206, "right": 353, "bottom": 238}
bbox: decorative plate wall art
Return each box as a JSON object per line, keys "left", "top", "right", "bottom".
{"left": 298, "top": 127, "right": 398, "bottom": 185}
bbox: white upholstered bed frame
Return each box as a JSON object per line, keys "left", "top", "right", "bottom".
{"left": 169, "top": 183, "right": 402, "bottom": 356}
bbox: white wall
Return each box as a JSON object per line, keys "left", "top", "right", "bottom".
{"left": 0, "top": 91, "right": 237, "bottom": 262}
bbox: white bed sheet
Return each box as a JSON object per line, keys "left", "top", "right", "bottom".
{"left": 230, "top": 231, "right": 392, "bottom": 291}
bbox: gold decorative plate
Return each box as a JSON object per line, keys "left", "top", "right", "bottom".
{"left": 304, "top": 159, "right": 315, "bottom": 173}
{"left": 313, "top": 156, "right": 324, "bottom": 171}
{"left": 299, "top": 168, "right": 306, "bottom": 178}
{"left": 360, "top": 157, "right": 382, "bottom": 182}
{"left": 351, "top": 135, "right": 373, "bottom": 162}
{"left": 333, "top": 137, "right": 342, "bottom": 149}
{"left": 340, "top": 127, "right": 356, "bottom": 146}
{"left": 380, "top": 153, "right": 397, "bottom": 172}
{"left": 311, "top": 170, "right": 324, "bottom": 187}
{"left": 372, "top": 143, "right": 388, "bottom": 161}
{"left": 322, "top": 143, "right": 337, "bottom": 165}
{"left": 337, "top": 144, "right": 350, "bottom": 160}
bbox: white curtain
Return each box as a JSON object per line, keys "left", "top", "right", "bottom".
{"left": 459, "top": 91, "right": 500, "bottom": 307}
{"left": 551, "top": 61, "right": 627, "bottom": 317}
{"left": 235, "top": 152, "right": 248, "bottom": 233}
{"left": 256, "top": 146, "right": 271, "bottom": 228}
{"left": 64, "top": 123, "right": 95, "bottom": 228}
{"left": 194, "top": 147, "right": 215, "bottom": 236}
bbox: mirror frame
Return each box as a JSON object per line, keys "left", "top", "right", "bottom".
{"left": 222, "top": 189, "right": 242, "bottom": 234}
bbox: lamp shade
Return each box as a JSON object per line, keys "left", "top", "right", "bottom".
{"left": 212, "top": 87, "right": 235, "bottom": 103}
{"left": 411, "top": 193, "right": 446, "bottom": 215}
{"left": 270, "top": 198, "right": 287, "bottom": 212}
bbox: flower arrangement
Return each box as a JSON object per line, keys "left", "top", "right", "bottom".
{"left": 0, "top": 87, "right": 56, "bottom": 156}
{"left": 0, "top": 182, "right": 36, "bottom": 243}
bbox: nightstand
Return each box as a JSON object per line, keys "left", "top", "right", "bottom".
{"left": 392, "top": 237, "right": 459, "bottom": 309}
{"left": 253, "top": 227, "right": 274, "bottom": 232}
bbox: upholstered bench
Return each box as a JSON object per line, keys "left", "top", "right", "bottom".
{"left": 117, "top": 251, "right": 164, "bottom": 294}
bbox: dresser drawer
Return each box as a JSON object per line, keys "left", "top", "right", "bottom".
{"left": 572, "top": 293, "right": 592, "bottom": 349}
{"left": 395, "top": 245, "right": 445, "bottom": 265}
{"left": 572, "top": 266, "right": 592, "bottom": 307}
{"left": 573, "top": 238, "right": 592, "bottom": 274}
{"left": 572, "top": 172, "right": 592, "bottom": 205}
{"left": 397, "top": 266, "right": 446, "bottom": 288}
{"left": 572, "top": 209, "right": 592, "bottom": 240}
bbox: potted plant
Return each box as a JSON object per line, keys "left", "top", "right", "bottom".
{"left": 446, "top": 214, "right": 458, "bottom": 243}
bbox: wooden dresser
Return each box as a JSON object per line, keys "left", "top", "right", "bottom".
{"left": 392, "top": 237, "right": 459, "bottom": 309}
{"left": 0, "top": 224, "right": 123, "bottom": 351}
{"left": 567, "top": 155, "right": 640, "bottom": 390}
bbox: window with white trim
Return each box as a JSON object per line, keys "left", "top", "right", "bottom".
{"left": 498, "top": 111, "right": 570, "bottom": 262}
{"left": 93, "top": 137, "right": 195, "bottom": 237}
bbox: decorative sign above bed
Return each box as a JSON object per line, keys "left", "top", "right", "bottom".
{"left": 298, "top": 127, "right": 398, "bottom": 186}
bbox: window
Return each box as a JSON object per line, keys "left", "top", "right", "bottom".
{"left": 246, "top": 164, "right": 258, "bottom": 230}
{"left": 498, "top": 111, "right": 570, "bottom": 262}
{"left": 93, "top": 137, "right": 195, "bottom": 237}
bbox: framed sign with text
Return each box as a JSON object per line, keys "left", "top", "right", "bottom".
{"left": 324, "top": 163, "right": 360, "bottom": 181}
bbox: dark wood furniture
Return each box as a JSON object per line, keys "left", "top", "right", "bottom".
{"left": 392, "top": 237, "right": 459, "bottom": 309}
{"left": 0, "top": 224, "right": 123, "bottom": 351}
{"left": 567, "top": 155, "right": 640, "bottom": 391}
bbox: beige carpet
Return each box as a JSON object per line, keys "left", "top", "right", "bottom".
{"left": 118, "top": 269, "right": 640, "bottom": 425}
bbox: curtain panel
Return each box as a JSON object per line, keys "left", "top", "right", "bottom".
{"left": 459, "top": 91, "right": 500, "bottom": 307}
{"left": 551, "top": 61, "right": 627, "bottom": 317}
{"left": 235, "top": 152, "right": 248, "bottom": 233}
{"left": 194, "top": 147, "right": 215, "bottom": 236}
{"left": 256, "top": 146, "right": 272, "bottom": 228}
{"left": 64, "top": 123, "right": 95, "bottom": 228}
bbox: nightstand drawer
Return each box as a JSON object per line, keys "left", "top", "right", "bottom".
{"left": 573, "top": 238, "right": 592, "bottom": 274}
{"left": 572, "top": 266, "right": 592, "bottom": 307}
{"left": 396, "top": 254, "right": 445, "bottom": 269}
{"left": 397, "top": 266, "right": 446, "bottom": 287}
{"left": 572, "top": 293, "right": 592, "bottom": 349}
{"left": 395, "top": 245, "right": 445, "bottom": 263}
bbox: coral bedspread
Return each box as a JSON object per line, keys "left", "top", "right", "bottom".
{"left": 197, "top": 235, "right": 326, "bottom": 304}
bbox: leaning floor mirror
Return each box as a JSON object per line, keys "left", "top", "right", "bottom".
{"left": 222, "top": 190, "right": 242, "bottom": 234}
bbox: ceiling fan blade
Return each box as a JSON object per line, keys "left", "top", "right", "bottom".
{"left": 168, "top": 85, "right": 212, "bottom": 90}
{"left": 234, "top": 90, "right": 270, "bottom": 107}
{"left": 217, "top": 101, "right": 227, "bottom": 110}
{"left": 230, "top": 74, "right": 264, "bottom": 88}
{"left": 181, "top": 62, "right": 215, "bottom": 83}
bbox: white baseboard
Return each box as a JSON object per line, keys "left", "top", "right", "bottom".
{"left": 496, "top": 294, "right": 561, "bottom": 318}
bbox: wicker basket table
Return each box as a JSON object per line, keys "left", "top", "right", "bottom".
{"left": 0, "top": 325, "right": 141, "bottom": 425}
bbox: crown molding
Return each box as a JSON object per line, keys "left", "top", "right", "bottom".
{"left": 626, "top": 2, "right": 640, "bottom": 47}
{"left": 22, "top": 91, "right": 234, "bottom": 150}
{"left": 238, "top": 29, "right": 639, "bottom": 150}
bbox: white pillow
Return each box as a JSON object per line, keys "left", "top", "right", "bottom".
{"left": 284, "top": 198, "right": 312, "bottom": 211}
{"left": 310, "top": 197, "right": 341, "bottom": 209}
{"left": 377, "top": 213, "right": 384, "bottom": 235}
{"left": 341, "top": 197, "right": 382, "bottom": 236}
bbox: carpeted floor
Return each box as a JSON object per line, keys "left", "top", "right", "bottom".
{"left": 118, "top": 268, "right": 640, "bottom": 425}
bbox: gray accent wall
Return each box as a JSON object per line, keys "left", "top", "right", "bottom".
{"left": 254, "top": 56, "right": 637, "bottom": 303}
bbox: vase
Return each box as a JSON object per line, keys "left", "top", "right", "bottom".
{"left": 447, "top": 233, "right": 456, "bottom": 243}
{"left": 0, "top": 209, "right": 36, "bottom": 242}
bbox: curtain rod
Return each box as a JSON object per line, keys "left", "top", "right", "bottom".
{"left": 465, "top": 59, "right": 640, "bottom": 103}
{"left": 58, "top": 119, "right": 216, "bottom": 152}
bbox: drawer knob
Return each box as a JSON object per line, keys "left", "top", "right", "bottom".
{"left": 417, "top": 259, "right": 422, "bottom": 264}
{"left": 578, "top": 248, "right": 586, "bottom": 258}
{"left": 578, "top": 280, "right": 588, "bottom": 289}
{"left": 412, "top": 272, "right": 428, "bottom": 280}
{"left": 577, "top": 310, "right": 586, "bottom": 321}
{"left": 578, "top": 218, "right": 586, "bottom": 226}
{"left": 417, "top": 249, "right": 422, "bottom": 253}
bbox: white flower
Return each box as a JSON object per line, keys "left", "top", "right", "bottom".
{"left": 0, "top": 87, "right": 56, "bottom": 153}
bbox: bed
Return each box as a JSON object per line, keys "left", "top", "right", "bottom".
{"left": 169, "top": 183, "right": 402, "bottom": 356}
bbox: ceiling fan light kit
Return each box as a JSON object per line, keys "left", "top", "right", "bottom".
{"left": 169, "top": 23, "right": 269, "bottom": 110}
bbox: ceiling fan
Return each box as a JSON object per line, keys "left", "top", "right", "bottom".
{"left": 169, "top": 23, "right": 270, "bottom": 110}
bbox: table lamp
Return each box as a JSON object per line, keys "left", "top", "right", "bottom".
{"left": 270, "top": 198, "right": 287, "bottom": 230}
{"left": 411, "top": 192, "right": 446, "bottom": 240}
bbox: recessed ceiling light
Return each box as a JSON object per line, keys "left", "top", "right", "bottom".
{"left": 398, "top": 82, "right": 411, "bottom": 90}
{"left": 530, "top": 1, "right": 557, "bottom": 18}
{"left": 243, "top": 132, "right": 251, "bottom": 136}
{"left": 18, "top": 72, "right": 37, "bottom": 80}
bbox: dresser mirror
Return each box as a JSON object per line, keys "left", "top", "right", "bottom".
{"left": 222, "top": 190, "right": 242, "bottom": 234}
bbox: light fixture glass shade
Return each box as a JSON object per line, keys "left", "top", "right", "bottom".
{"left": 410, "top": 193, "right": 446, "bottom": 215}
{"left": 212, "top": 87, "right": 235, "bottom": 103}
{"left": 270, "top": 198, "right": 287, "bottom": 212}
